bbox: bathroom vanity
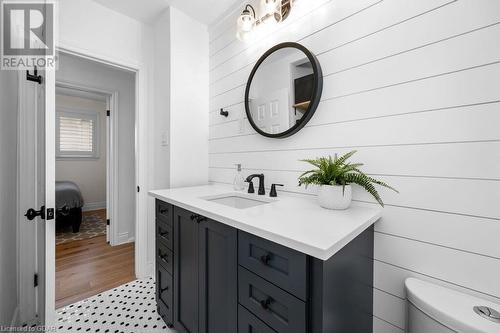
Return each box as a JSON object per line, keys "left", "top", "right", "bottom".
{"left": 150, "top": 185, "right": 381, "bottom": 333}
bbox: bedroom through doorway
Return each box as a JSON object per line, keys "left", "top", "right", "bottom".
{"left": 54, "top": 53, "right": 137, "bottom": 309}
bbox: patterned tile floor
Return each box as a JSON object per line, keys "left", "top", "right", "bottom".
{"left": 56, "top": 278, "right": 173, "bottom": 333}
{"left": 56, "top": 210, "right": 106, "bottom": 245}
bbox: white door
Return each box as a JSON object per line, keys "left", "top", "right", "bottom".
{"left": 251, "top": 88, "right": 290, "bottom": 134}
{"left": 18, "top": 67, "right": 56, "bottom": 327}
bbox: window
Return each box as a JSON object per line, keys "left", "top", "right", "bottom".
{"left": 56, "top": 109, "right": 99, "bottom": 158}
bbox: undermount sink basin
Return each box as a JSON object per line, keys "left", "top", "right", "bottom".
{"left": 202, "top": 193, "right": 273, "bottom": 209}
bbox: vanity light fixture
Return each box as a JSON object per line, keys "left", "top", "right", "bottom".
{"left": 236, "top": 0, "right": 296, "bottom": 41}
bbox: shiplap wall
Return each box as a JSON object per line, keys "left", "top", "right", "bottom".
{"left": 208, "top": 0, "right": 500, "bottom": 331}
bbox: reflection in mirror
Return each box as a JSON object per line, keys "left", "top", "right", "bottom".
{"left": 246, "top": 44, "right": 322, "bottom": 138}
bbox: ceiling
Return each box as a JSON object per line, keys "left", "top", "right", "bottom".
{"left": 93, "top": 0, "right": 242, "bottom": 26}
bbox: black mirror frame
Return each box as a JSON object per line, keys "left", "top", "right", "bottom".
{"left": 245, "top": 42, "right": 323, "bottom": 139}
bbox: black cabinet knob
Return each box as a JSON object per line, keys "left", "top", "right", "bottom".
{"left": 260, "top": 297, "right": 273, "bottom": 310}
{"left": 159, "top": 208, "right": 168, "bottom": 214}
{"left": 159, "top": 229, "right": 169, "bottom": 238}
{"left": 260, "top": 254, "right": 272, "bottom": 265}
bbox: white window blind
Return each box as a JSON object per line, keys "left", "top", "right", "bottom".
{"left": 56, "top": 109, "right": 99, "bottom": 158}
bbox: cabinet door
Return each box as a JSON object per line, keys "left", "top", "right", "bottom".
{"left": 198, "top": 218, "right": 237, "bottom": 333}
{"left": 174, "top": 207, "right": 199, "bottom": 333}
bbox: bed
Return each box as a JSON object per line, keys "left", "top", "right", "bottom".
{"left": 56, "top": 181, "right": 84, "bottom": 233}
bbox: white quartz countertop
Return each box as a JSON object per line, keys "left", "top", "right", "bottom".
{"left": 149, "top": 184, "right": 382, "bottom": 261}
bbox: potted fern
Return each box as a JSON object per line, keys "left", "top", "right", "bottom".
{"left": 298, "top": 151, "right": 398, "bottom": 209}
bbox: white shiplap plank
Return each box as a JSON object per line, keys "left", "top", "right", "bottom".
{"left": 374, "top": 205, "right": 500, "bottom": 259}
{"left": 374, "top": 260, "right": 500, "bottom": 304}
{"left": 209, "top": 167, "right": 500, "bottom": 219}
{"left": 210, "top": 63, "right": 500, "bottom": 133}
{"left": 374, "top": 288, "right": 406, "bottom": 329}
{"left": 209, "top": 141, "right": 500, "bottom": 181}
{"left": 209, "top": 103, "right": 500, "bottom": 153}
{"left": 374, "top": 316, "right": 405, "bottom": 333}
{"left": 374, "top": 233, "right": 500, "bottom": 299}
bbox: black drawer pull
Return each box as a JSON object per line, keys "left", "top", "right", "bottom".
{"left": 159, "top": 229, "right": 169, "bottom": 238}
{"left": 159, "top": 207, "right": 168, "bottom": 214}
{"left": 260, "top": 253, "right": 272, "bottom": 265}
{"left": 158, "top": 250, "right": 169, "bottom": 263}
{"left": 161, "top": 285, "right": 169, "bottom": 293}
{"left": 196, "top": 216, "right": 207, "bottom": 224}
{"left": 260, "top": 297, "right": 273, "bottom": 310}
{"left": 190, "top": 214, "right": 207, "bottom": 224}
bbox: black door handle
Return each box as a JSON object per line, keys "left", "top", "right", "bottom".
{"left": 25, "top": 206, "right": 45, "bottom": 220}
{"left": 159, "top": 207, "right": 168, "bottom": 214}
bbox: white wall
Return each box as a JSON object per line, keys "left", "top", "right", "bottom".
{"left": 168, "top": 7, "right": 209, "bottom": 188}
{"left": 56, "top": 53, "right": 136, "bottom": 244}
{"left": 152, "top": 6, "right": 209, "bottom": 190}
{"left": 0, "top": 71, "right": 18, "bottom": 326}
{"left": 56, "top": 94, "right": 107, "bottom": 211}
{"left": 208, "top": 0, "right": 500, "bottom": 331}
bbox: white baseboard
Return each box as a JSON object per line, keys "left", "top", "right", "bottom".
{"left": 10, "top": 306, "right": 19, "bottom": 328}
{"left": 116, "top": 232, "right": 135, "bottom": 245}
{"left": 82, "top": 201, "right": 106, "bottom": 212}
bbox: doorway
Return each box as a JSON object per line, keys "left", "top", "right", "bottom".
{"left": 53, "top": 53, "right": 137, "bottom": 309}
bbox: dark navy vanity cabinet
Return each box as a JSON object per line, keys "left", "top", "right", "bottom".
{"left": 155, "top": 199, "right": 374, "bottom": 333}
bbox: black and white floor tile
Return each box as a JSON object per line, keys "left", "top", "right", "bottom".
{"left": 56, "top": 278, "right": 173, "bottom": 333}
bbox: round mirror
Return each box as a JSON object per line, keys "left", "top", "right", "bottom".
{"left": 245, "top": 42, "right": 323, "bottom": 138}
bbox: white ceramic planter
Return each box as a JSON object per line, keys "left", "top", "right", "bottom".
{"left": 318, "top": 185, "right": 352, "bottom": 210}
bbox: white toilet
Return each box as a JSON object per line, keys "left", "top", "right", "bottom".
{"left": 405, "top": 278, "right": 500, "bottom": 333}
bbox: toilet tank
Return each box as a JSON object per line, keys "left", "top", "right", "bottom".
{"left": 405, "top": 278, "right": 500, "bottom": 333}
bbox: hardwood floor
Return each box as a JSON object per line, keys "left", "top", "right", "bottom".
{"left": 55, "top": 234, "right": 135, "bottom": 309}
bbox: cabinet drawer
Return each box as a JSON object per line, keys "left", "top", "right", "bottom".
{"left": 238, "top": 305, "right": 276, "bottom": 333}
{"left": 156, "top": 263, "right": 173, "bottom": 310}
{"left": 156, "top": 217, "right": 173, "bottom": 250}
{"left": 156, "top": 200, "right": 172, "bottom": 221}
{"left": 238, "top": 231, "right": 307, "bottom": 300}
{"left": 238, "top": 267, "right": 306, "bottom": 333}
{"left": 157, "top": 240, "right": 173, "bottom": 274}
{"left": 157, "top": 296, "right": 173, "bottom": 328}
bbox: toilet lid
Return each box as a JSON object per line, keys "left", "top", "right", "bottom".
{"left": 405, "top": 278, "right": 500, "bottom": 333}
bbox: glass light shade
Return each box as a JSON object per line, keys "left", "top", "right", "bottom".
{"left": 237, "top": 11, "right": 255, "bottom": 33}
{"left": 262, "top": 0, "right": 279, "bottom": 15}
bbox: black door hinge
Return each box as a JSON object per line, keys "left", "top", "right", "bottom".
{"left": 106, "top": 110, "right": 110, "bottom": 117}
{"left": 106, "top": 219, "right": 110, "bottom": 226}
{"left": 34, "top": 274, "right": 38, "bottom": 287}
{"left": 137, "top": 186, "right": 140, "bottom": 193}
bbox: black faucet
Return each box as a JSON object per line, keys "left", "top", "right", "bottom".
{"left": 246, "top": 174, "right": 265, "bottom": 195}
